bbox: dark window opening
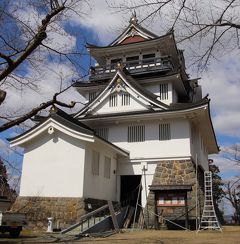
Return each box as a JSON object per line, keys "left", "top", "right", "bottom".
{"left": 142, "top": 53, "right": 155, "bottom": 64}
{"left": 126, "top": 56, "right": 139, "bottom": 66}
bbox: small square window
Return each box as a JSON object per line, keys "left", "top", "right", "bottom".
{"left": 160, "top": 83, "right": 168, "bottom": 100}
{"left": 159, "top": 123, "right": 171, "bottom": 140}
{"left": 128, "top": 125, "right": 145, "bottom": 142}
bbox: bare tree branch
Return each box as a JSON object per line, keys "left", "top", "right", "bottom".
{"left": 116, "top": 0, "right": 240, "bottom": 71}
{"left": 0, "top": 3, "right": 65, "bottom": 82}
{"left": 0, "top": 81, "right": 76, "bottom": 132}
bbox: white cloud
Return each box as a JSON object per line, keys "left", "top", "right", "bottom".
{"left": 0, "top": 61, "right": 83, "bottom": 124}
{"left": 211, "top": 153, "right": 240, "bottom": 180}
{"left": 69, "top": 1, "right": 128, "bottom": 44}
{"left": 200, "top": 53, "right": 240, "bottom": 138}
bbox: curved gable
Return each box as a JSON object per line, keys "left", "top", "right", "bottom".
{"left": 120, "top": 35, "right": 146, "bottom": 44}
{"left": 75, "top": 69, "right": 169, "bottom": 118}
{"left": 10, "top": 116, "right": 94, "bottom": 148}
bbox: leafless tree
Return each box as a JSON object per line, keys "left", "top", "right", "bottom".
{"left": 0, "top": 0, "right": 89, "bottom": 132}
{"left": 224, "top": 178, "right": 240, "bottom": 224}
{"left": 221, "top": 144, "right": 240, "bottom": 223}
{"left": 111, "top": 0, "right": 240, "bottom": 71}
{"left": 0, "top": 157, "right": 17, "bottom": 201}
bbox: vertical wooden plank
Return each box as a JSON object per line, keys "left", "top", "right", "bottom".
{"left": 108, "top": 201, "right": 120, "bottom": 232}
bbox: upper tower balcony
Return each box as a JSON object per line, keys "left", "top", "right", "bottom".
{"left": 87, "top": 13, "right": 182, "bottom": 81}
{"left": 89, "top": 56, "right": 173, "bottom": 81}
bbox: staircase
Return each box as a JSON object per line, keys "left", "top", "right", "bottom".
{"left": 65, "top": 215, "right": 107, "bottom": 235}
{"left": 61, "top": 202, "right": 126, "bottom": 236}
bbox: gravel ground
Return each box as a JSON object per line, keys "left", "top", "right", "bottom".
{"left": 0, "top": 226, "right": 239, "bottom": 243}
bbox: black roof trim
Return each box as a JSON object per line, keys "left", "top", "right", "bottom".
{"left": 86, "top": 32, "right": 172, "bottom": 50}
{"left": 8, "top": 107, "right": 129, "bottom": 156}
{"left": 73, "top": 81, "right": 108, "bottom": 88}
{"left": 149, "top": 184, "right": 192, "bottom": 191}
{"left": 80, "top": 98, "right": 209, "bottom": 120}
{"left": 8, "top": 107, "right": 94, "bottom": 142}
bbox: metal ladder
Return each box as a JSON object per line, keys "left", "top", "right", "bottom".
{"left": 198, "top": 171, "right": 222, "bottom": 232}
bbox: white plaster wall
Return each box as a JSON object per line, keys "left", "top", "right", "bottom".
{"left": 190, "top": 125, "right": 209, "bottom": 170}
{"left": 93, "top": 91, "right": 149, "bottom": 115}
{"left": 83, "top": 141, "right": 118, "bottom": 201}
{"left": 143, "top": 83, "right": 159, "bottom": 96}
{"left": 108, "top": 119, "right": 191, "bottom": 160}
{"left": 20, "top": 131, "right": 85, "bottom": 197}
{"left": 143, "top": 82, "right": 173, "bottom": 105}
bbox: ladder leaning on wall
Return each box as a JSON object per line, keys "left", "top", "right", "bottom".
{"left": 197, "top": 171, "right": 222, "bottom": 232}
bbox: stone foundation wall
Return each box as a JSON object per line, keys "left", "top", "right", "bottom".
{"left": 11, "top": 197, "right": 108, "bottom": 230}
{"left": 145, "top": 160, "right": 204, "bottom": 228}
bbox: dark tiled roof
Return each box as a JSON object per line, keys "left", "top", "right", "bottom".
{"left": 149, "top": 184, "right": 192, "bottom": 191}
{"left": 73, "top": 80, "right": 108, "bottom": 87}
{"left": 86, "top": 32, "right": 172, "bottom": 49}
{"left": 8, "top": 107, "right": 129, "bottom": 156}
{"left": 169, "top": 96, "right": 209, "bottom": 110}
{"left": 8, "top": 107, "right": 94, "bottom": 142}
{"left": 81, "top": 98, "right": 209, "bottom": 120}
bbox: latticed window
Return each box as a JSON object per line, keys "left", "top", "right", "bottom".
{"left": 109, "top": 94, "right": 117, "bottom": 107}
{"left": 128, "top": 125, "right": 145, "bottom": 142}
{"left": 159, "top": 83, "right": 168, "bottom": 100}
{"left": 95, "top": 128, "right": 109, "bottom": 140}
{"left": 92, "top": 151, "right": 100, "bottom": 176}
{"left": 159, "top": 123, "right": 171, "bottom": 140}
{"left": 121, "top": 93, "right": 130, "bottom": 106}
{"left": 104, "top": 156, "right": 111, "bottom": 179}
{"left": 89, "top": 92, "right": 97, "bottom": 102}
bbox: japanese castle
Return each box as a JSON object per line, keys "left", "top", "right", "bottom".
{"left": 10, "top": 14, "right": 218, "bottom": 230}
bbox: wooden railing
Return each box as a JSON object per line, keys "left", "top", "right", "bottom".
{"left": 89, "top": 56, "right": 173, "bottom": 80}
{"left": 61, "top": 204, "right": 109, "bottom": 234}
{"left": 61, "top": 201, "right": 121, "bottom": 234}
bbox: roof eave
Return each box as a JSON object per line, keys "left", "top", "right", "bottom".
{"left": 86, "top": 32, "right": 172, "bottom": 52}
{"left": 74, "top": 69, "right": 169, "bottom": 118}
{"left": 9, "top": 113, "right": 95, "bottom": 148}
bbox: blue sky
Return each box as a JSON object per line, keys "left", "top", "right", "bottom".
{"left": 0, "top": 0, "right": 239, "bottom": 214}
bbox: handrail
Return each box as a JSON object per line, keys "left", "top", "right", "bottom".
{"left": 61, "top": 204, "right": 109, "bottom": 234}
{"left": 90, "top": 56, "right": 172, "bottom": 78}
